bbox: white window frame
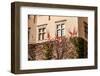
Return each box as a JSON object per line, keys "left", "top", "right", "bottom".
{"left": 38, "top": 27, "right": 46, "bottom": 40}
{"left": 56, "top": 23, "right": 65, "bottom": 37}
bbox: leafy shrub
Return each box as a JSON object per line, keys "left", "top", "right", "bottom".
{"left": 43, "top": 41, "right": 53, "bottom": 60}
{"left": 70, "top": 37, "right": 88, "bottom": 58}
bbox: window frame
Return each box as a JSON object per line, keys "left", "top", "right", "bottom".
{"left": 56, "top": 22, "right": 65, "bottom": 37}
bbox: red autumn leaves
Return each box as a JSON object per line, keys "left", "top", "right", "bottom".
{"left": 68, "top": 27, "right": 77, "bottom": 37}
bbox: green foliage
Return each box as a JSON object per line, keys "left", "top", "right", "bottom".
{"left": 43, "top": 42, "right": 53, "bottom": 60}
{"left": 70, "top": 37, "right": 87, "bottom": 58}
{"left": 28, "top": 44, "right": 36, "bottom": 60}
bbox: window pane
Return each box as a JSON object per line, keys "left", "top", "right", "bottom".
{"left": 43, "top": 28, "right": 46, "bottom": 33}
{"left": 57, "top": 24, "right": 61, "bottom": 29}
{"left": 39, "top": 29, "right": 42, "bottom": 33}
{"left": 61, "top": 23, "right": 64, "bottom": 29}
{"left": 38, "top": 33, "right": 42, "bottom": 40}
{"left": 57, "top": 30, "right": 61, "bottom": 37}
{"left": 61, "top": 29, "right": 65, "bottom": 36}
{"left": 42, "top": 33, "right": 45, "bottom": 40}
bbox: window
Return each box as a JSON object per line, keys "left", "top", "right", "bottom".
{"left": 38, "top": 28, "right": 46, "bottom": 40}
{"left": 56, "top": 23, "right": 65, "bottom": 37}
{"left": 28, "top": 27, "right": 31, "bottom": 42}
{"left": 84, "top": 22, "right": 88, "bottom": 39}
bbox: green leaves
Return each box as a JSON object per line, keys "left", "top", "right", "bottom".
{"left": 70, "top": 37, "right": 88, "bottom": 58}
{"left": 43, "top": 41, "right": 53, "bottom": 60}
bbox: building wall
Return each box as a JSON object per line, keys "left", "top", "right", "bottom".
{"left": 28, "top": 15, "right": 37, "bottom": 44}
{"left": 78, "top": 17, "right": 88, "bottom": 41}
{"left": 28, "top": 15, "right": 87, "bottom": 44}
{"left": 47, "top": 16, "right": 78, "bottom": 38}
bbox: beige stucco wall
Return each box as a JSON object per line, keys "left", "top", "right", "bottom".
{"left": 28, "top": 15, "right": 37, "bottom": 44}
{"left": 46, "top": 16, "right": 78, "bottom": 38}
{"left": 28, "top": 15, "right": 87, "bottom": 44}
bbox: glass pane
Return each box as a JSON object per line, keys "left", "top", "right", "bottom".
{"left": 44, "top": 33, "right": 46, "bottom": 40}
{"left": 61, "top": 23, "right": 65, "bottom": 29}
{"left": 38, "top": 33, "right": 42, "bottom": 40}
{"left": 57, "top": 30, "right": 61, "bottom": 37}
{"left": 39, "top": 29, "right": 42, "bottom": 33}
{"left": 57, "top": 24, "right": 61, "bottom": 29}
{"left": 42, "top": 33, "right": 45, "bottom": 40}
{"left": 43, "top": 28, "right": 46, "bottom": 33}
{"left": 61, "top": 29, "right": 65, "bottom": 36}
